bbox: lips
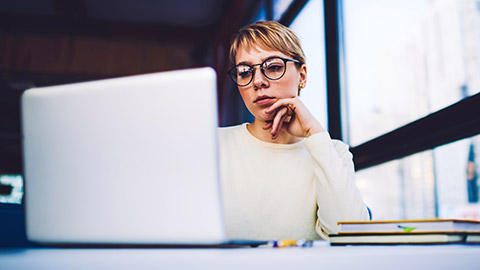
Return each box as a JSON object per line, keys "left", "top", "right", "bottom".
{"left": 254, "top": 95, "right": 275, "bottom": 105}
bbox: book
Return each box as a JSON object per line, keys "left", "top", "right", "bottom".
{"left": 329, "top": 232, "right": 467, "bottom": 246}
{"left": 465, "top": 233, "right": 480, "bottom": 243}
{"left": 337, "top": 219, "right": 480, "bottom": 234}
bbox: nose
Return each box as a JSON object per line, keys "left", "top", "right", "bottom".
{"left": 252, "top": 66, "right": 269, "bottom": 90}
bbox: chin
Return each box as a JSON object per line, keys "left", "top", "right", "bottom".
{"left": 255, "top": 113, "right": 274, "bottom": 122}
{"left": 248, "top": 107, "right": 273, "bottom": 122}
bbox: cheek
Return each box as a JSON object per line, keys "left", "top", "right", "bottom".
{"left": 275, "top": 80, "right": 298, "bottom": 97}
{"left": 277, "top": 71, "right": 300, "bottom": 96}
{"left": 238, "top": 88, "right": 251, "bottom": 102}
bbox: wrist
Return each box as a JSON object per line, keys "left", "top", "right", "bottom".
{"left": 306, "top": 124, "right": 325, "bottom": 137}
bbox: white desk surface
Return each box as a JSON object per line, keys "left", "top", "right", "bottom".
{"left": 1, "top": 242, "right": 479, "bottom": 270}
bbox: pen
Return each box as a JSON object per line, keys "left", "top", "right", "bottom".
{"left": 268, "top": 239, "right": 314, "bottom": 248}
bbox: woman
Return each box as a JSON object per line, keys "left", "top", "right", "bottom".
{"left": 219, "top": 21, "right": 369, "bottom": 241}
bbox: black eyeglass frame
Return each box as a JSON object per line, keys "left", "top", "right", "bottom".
{"left": 228, "top": 57, "right": 301, "bottom": 87}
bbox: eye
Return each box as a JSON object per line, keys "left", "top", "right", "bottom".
{"left": 266, "top": 64, "right": 283, "bottom": 72}
{"left": 237, "top": 66, "right": 253, "bottom": 78}
{"left": 264, "top": 58, "right": 284, "bottom": 72}
{"left": 238, "top": 70, "right": 252, "bottom": 78}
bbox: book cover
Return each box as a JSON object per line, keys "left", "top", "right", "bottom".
{"left": 329, "top": 232, "right": 467, "bottom": 246}
{"left": 337, "top": 219, "right": 480, "bottom": 234}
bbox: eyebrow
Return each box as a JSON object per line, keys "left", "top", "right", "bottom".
{"left": 237, "top": 55, "right": 284, "bottom": 66}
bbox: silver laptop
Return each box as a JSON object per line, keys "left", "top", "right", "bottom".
{"left": 21, "top": 67, "right": 252, "bottom": 246}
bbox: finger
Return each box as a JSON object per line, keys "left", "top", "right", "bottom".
{"left": 263, "top": 121, "right": 273, "bottom": 130}
{"left": 272, "top": 114, "right": 289, "bottom": 140}
{"left": 271, "top": 107, "right": 287, "bottom": 133}
{"left": 265, "top": 98, "right": 295, "bottom": 114}
{"left": 286, "top": 105, "right": 295, "bottom": 116}
{"left": 271, "top": 107, "right": 288, "bottom": 137}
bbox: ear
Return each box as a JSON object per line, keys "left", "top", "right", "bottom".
{"left": 298, "top": 64, "right": 307, "bottom": 88}
{"left": 297, "top": 65, "right": 307, "bottom": 96}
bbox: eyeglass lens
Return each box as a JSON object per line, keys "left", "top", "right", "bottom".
{"left": 232, "top": 57, "right": 287, "bottom": 86}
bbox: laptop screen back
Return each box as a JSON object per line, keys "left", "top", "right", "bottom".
{"left": 21, "top": 67, "right": 227, "bottom": 245}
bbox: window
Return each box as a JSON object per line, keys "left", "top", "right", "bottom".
{"left": 342, "top": 0, "right": 480, "bottom": 220}
{"left": 290, "top": 0, "right": 328, "bottom": 127}
{"left": 343, "top": 0, "right": 480, "bottom": 146}
{"left": 435, "top": 135, "right": 480, "bottom": 219}
{"left": 356, "top": 151, "right": 435, "bottom": 220}
{"left": 273, "top": 0, "right": 295, "bottom": 21}
{"left": 358, "top": 134, "right": 480, "bottom": 220}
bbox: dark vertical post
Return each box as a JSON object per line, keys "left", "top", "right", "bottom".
{"left": 265, "top": 0, "right": 273, "bottom": 20}
{"left": 323, "top": 0, "right": 342, "bottom": 140}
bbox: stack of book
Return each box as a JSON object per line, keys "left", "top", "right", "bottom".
{"left": 329, "top": 219, "right": 480, "bottom": 245}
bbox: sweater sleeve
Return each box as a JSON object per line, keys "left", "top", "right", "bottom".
{"left": 304, "top": 131, "right": 369, "bottom": 239}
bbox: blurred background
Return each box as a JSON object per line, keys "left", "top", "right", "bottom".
{"left": 1, "top": 0, "right": 480, "bottom": 247}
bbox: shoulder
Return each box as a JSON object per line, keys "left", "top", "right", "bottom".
{"left": 218, "top": 123, "right": 248, "bottom": 145}
{"left": 218, "top": 123, "right": 245, "bottom": 134}
{"left": 218, "top": 123, "right": 246, "bottom": 138}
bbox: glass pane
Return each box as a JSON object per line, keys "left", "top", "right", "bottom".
{"left": 290, "top": 0, "right": 328, "bottom": 128}
{"left": 435, "top": 135, "right": 480, "bottom": 219}
{"left": 273, "top": 0, "right": 294, "bottom": 21}
{"left": 343, "top": 0, "right": 480, "bottom": 146}
{"left": 356, "top": 151, "right": 436, "bottom": 220}
{"left": 357, "top": 134, "right": 480, "bottom": 220}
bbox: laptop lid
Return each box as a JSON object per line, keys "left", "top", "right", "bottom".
{"left": 21, "top": 67, "right": 227, "bottom": 245}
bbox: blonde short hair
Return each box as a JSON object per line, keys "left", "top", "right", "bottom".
{"left": 229, "top": 21, "right": 306, "bottom": 67}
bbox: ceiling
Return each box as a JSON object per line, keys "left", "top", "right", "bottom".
{"left": 0, "top": 0, "right": 229, "bottom": 26}
{"left": 0, "top": 0, "right": 264, "bottom": 44}
{"left": 0, "top": 0, "right": 262, "bottom": 174}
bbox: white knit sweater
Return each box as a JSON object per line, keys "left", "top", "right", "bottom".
{"left": 218, "top": 123, "right": 369, "bottom": 241}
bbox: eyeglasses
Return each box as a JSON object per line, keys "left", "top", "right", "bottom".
{"left": 228, "top": 57, "right": 300, "bottom": 87}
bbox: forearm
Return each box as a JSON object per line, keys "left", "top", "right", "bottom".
{"left": 304, "top": 132, "right": 369, "bottom": 237}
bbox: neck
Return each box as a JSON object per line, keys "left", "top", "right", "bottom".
{"left": 247, "top": 119, "right": 302, "bottom": 144}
